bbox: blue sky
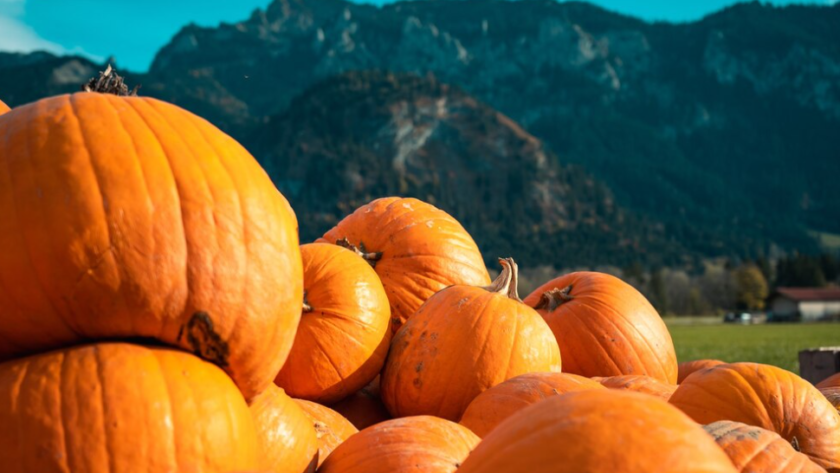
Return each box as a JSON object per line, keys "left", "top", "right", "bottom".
{"left": 0, "top": 0, "right": 835, "bottom": 71}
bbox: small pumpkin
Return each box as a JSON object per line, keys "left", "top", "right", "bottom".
{"left": 0, "top": 99, "right": 9, "bottom": 115}
{"left": 596, "top": 374, "right": 677, "bottom": 401}
{"left": 319, "top": 197, "right": 490, "bottom": 332}
{"left": 670, "top": 362, "right": 840, "bottom": 472}
{"left": 704, "top": 420, "right": 827, "bottom": 473}
{"left": 457, "top": 390, "right": 738, "bottom": 473}
{"left": 330, "top": 377, "right": 391, "bottom": 430}
{"left": 294, "top": 399, "right": 358, "bottom": 467}
{"left": 0, "top": 80, "right": 302, "bottom": 400}
{"left": 0, "top": 342, "right": 259, "bottom": 472}
{"left": 678, "top": 359, "right": 725, "bottom": 383}
{"left": 820, "top": 388, "right": 840, "bottom": 414}
{"left": 381, "top": 258, "right": 561, "bottom": 421}
{"left": 249, "top": 385, "right": 319, "bottom": 473}
{"left": 276, "top": 243, "right": 391, "bottom": 403}
{"left": 818, "top": 373, "right": 840, "bottom": 390}
{"left": 319, "top": 416, "right": 480, "bottom": 473}
{"left": 523, "top": 271, "right": 677, "bottom": 384}
{"left": 460, "top": 372, "right": 604, "bottom": 438}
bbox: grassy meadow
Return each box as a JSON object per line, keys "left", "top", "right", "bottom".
{"left": 665, "top": 319, "right": 840, "bottom": 373}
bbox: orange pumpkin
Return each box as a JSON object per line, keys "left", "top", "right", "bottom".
{"left": 0, "top": 99, "right": 9, "bottom": 115}
{"left": 276, "top": 243, "right": 391, "bottom": 403}
{"left": 294, "top": 399, "right": 358, "bottom": 467}
{"left": 820, "top": 388, "right": 840, "bottom": 414}
{"left": 460, "top": 372, "right": 604, "bottom": 438}
{"left": 670, "top": 362, "right": 840, "bottom": 472}
{"left": 381, "top": 258, "right": 561, "bottom": 421}
{"left": 319, "top": 197, "right": 490, "bottom": 332}
{"left": 596, "top": 374, "right": 677, "bottom": 401}
{"left": 319, "top": 416, "right": 480, "bottom": 473}
{"left": 0, "top": 91, "right": 302, "bottom": 400}
{"left": 457, "top": 390, "right": 738, "bottom": 473}
{"left": 678, "top": 359, "right": 725, "bottom": 383}
{"left": 818, "top": 373, "right": 840, "bottom": 390}
{"left": 330, "top": 377, "right": 392, "bottom": 430}
{"left": 250, "top": 385, "right": 319, "bottom": 473}
{"left": 704, "top": 421, "right": 827, "bottom": 473}
{"left": 523, "top": 271, "right": 677, "bottom": 384}
{"left": 0, "top": 342, "right": 259, "bottom": 472}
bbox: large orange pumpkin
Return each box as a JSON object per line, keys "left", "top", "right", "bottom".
{"left": 0, "top": 90, "right": 302, "bottom": 400}
{"left": 704, "top": 421, "right": 827, "bottom": 473}
{"left": 457, "top": 390, "right": 738, "bottom": 473}
{"left": 459, "top": 372, "right": 604, "bottom": 438}
{"left": 523, "top": 271, "right": 677, "bottom": 383}
{"left": 276, "top": 243, "right": 391, "bottom": 403}
{"left": 596, "top": 374, "right": 677, "bottom": 401}
{"left": 250, "top": 385, "right": 319, "bottom": 473}
{"left": 381, "top": 258, "right": 561, "bottom": 421}
{"left": 330, "top": 377, "right": 392, "bottom": 430}
{"left": 0, "top": 99, "right": 9, "bottom": 115}
{"left": 678, "top": 359, "right": 725, "bottom": 383}
{"left": 319, "top": 197, "right": 490, "bottom": 332}
{"left": 319, "top": 416, "right": 480, "bottom": 473}
{"left": 0, "top": 342, "right": 259, "bottom": 472}
{"left": 294, "top": 399, "right": 358, "bottom": 467}
{"left": 670, "top": 362, "right": 840, "bottom": 472}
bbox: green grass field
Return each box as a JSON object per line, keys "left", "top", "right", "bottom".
{"left": 666, "top": 321, "right": 840, "bottom": 373}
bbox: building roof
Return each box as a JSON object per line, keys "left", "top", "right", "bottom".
{"left": 773, "top": 287, "right": 840, "bottom": 302}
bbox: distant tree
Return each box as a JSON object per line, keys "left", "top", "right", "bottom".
{"left": 775, "top": 254, "right": 826, "bottom": 287}
{"left": 755, "top": 256, "right": 774, "bottom": 285}
{"left": 648, "top": 268, "right": 668, "bottom": 315}
{"left": 735, "top": 264, "right": 769, "bottom": 310}
{"left": 699, "top": 264, "right": 736, "bottom": 312}
{"left": 820, "top": 253, "right": 839, "bottom": 283}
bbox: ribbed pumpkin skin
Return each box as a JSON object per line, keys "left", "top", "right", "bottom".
{"left": 597, "top": 374, "right": 678, "bottom": 401}
{"left": 523, "top": 272, "right": 678, "bottom": 384}
{"left": 294, "top": 399, "right": 358, "bottom": 467}
{"left": 330, "top": 377, "right": 392, "bottom": 430}
{"left": 276, "top": 243, "right": 391, "bottom": 403}
{"left": 460, "top": 372, "right": 604, "bottom": 438}
{"left": 670, "top": 363, "right": 840, "bottom": 472}
{"left": 381, "top": 261, "right": 561, "bottom": 421}
{"left": 821, "top": 388, "right": 840, "bottom": 414}
{"left": 319, "top": 197, "right": 490, "bottom": 332}
{"left": 250, "top": 385, "right": 318, "bottom": 473}
{"left": 704, "top": 421, "right": 827, "bottom": 473}
{"left": 458, "top": 390, "right": 738, "bottom": 473}
{"left": 678, "top": 359, "right": 725, "bottom": 383}
{"left": 818, "top": 373, "right": 840, "bottom": 390}
{"left": 0, "top": 99, "right": 9, "bottom": 114}
{"left": 0, "top": 93, "right": 303, "bottom": 400}
{"left": 0, "top": 342, "right": 259, "bottom": 473}
{"left": 319, "top": 416, "right": 480, "bottom": 473}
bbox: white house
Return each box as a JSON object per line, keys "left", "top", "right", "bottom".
{"left": 768, "top": 287, "right": 840, "bottom": 322}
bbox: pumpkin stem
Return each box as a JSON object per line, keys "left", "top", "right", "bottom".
{"left": 534, "top": 286, "right": 574, "bottom": 312}
{"left": 484, "top": 257, "right": 522, "bottom": 301}
{"left": 82, "top": 64, "right": 139, "bottom": 96}
{"left": 302, "top": 291, "right": 313, "bottom": 313}
{"left": 335, "top": 238, "right": 383, "bottom": 267}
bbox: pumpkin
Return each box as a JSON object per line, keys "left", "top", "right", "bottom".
{"left": 276, "top": 243, "right": 391, "bottom": 403}
{"left": 704, "top": 421, "right": 827, "bottom": 473}
{"left": 381, "top": 258, "right": 561, "bottom": 421}
{"left": 250, "top": 385, "right": 319, "bottom": 473}
{"left": 523, "top": 271, "right": 677, "bottom": 383}
{"left": 319, "top": 416, "right": 480, "bottom": 473}
{"left": 457, "top": 390, "right": 738, "bottom": 473}
{"left": 0, "top": 99, "right": 9, "bottom": 115}
{"left": 460, "top": 372, "right": 604, "bottom": 438}
{"left": 820, "top": 388, "right": 840, "bottom": 414}
{"left": 294, "top": 399, "right": 358, "bottom": 467}
{"left": 330, "top": 376, "right": 392, "bottom": 430}
{"left": 670, "top": 362, "right": 840, "bottom": 472}
{"left": 596, "top": 374, "right": 677, "bottom": 401}
{"left": 678, "top": 359, "right": 725, "bottom": 383}
{"left": 0, "top": 342, "right": 259, "bottom": 472}
{"left": 0, "top": 85, "right": 302, "bottom": 400}
{"left": 818, "top": 373, "right": 840, "bottom": 390}
{"left": 319, "top": 197, "right": 490, "bottom": 332}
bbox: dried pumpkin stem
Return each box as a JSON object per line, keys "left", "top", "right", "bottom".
{"left": 302, "top": 291, "right": 313, "bottom": 313}
{"left": 534, "top": 285, "right": 574, "bottom": 312}
{"left": 335, "top": 238, "right": 382, "bottom": 267}
{"left": 82, "top": 64, "right": 139, "bottom": 96}
{"left": 484, "top": 257, "right": 521, "bottom": 301}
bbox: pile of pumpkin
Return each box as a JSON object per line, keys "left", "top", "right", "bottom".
{"left": 0, "top": 76, "right": 839, "bottom": 473}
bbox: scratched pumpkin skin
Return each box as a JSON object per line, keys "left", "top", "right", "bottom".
{"left": 0, "top": 93, "right": 303, "bottom": 400}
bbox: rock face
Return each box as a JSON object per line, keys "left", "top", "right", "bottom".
{"left": 3, "top": 0, "right": 839, "bottom": 267}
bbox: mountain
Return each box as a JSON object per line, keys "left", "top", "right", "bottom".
{"left": 2, "top": 0, "right": 839, "bottom": 268}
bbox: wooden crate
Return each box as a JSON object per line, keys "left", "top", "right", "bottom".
{"left": 799, "top": 347, "right": 840, "bottom": 385}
